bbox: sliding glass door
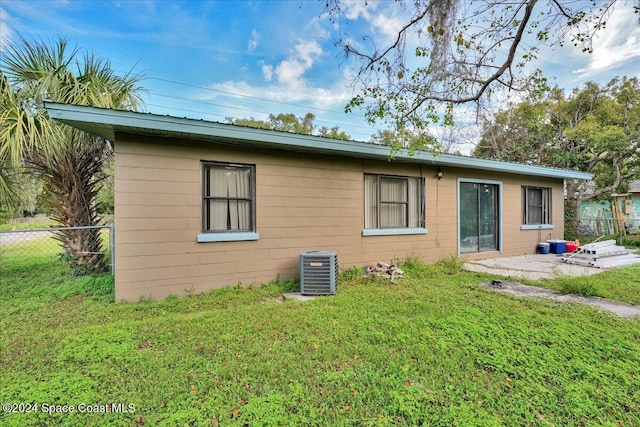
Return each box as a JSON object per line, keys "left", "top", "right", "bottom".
{"left": 459, "top": 181, "right": 500, "bottom": 253}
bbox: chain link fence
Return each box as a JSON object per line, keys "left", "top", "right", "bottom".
{"left": 0, "top": 225, "right": 114, "bottom": 274}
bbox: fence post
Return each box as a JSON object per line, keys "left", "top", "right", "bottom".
{"left": 109, "top": 223, "right": 115, "bottom": 275}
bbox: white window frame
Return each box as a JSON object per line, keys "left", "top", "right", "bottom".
{"left": 362, "top": 174, "right": 427, "bottom": 236}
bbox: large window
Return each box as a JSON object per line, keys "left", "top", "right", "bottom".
{"left": 202, "top": 162, "right": 255, "bottom": 233}
{"left": 364, "top": 174, "right": 424, "bottom": 230}
{"left": 522, "top": 186, "right": 551, "bottom": 225}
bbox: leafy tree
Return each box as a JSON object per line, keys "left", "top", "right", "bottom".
{"left": 324, "top": 0, "right": 638, "bottom": 143}
{"left": 270, "top": 112, "right": 315, "bottom": 134}
{"left": 474, "top": 99, "right": 554, "bottom": 164}
{"left": 0, "top": 37, "right": 143, "bottom": 273}
{"left": 227, "top": 112, "right": 351, "bottom": 140}
{"left": 371, "top": 128, "right": 439, "bottom": 154}
{"left": 227, "top": 116, "right": 272, "bottom": 130}
{"left": 317, "top": 125, "right": 350, "bottom": 140}
{"left": 475, "top": 78, "right": 640, "bottom": 235}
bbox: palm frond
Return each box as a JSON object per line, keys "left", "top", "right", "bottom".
{"left": 0, "top": 75, "right": 63, "bottom": 167}
{"left": 1, "top": 36, "right": 77, "bottom": 96}
{"left": 0, "top": 159, "right": 21, "bottom": 212}
{"left": 74, "top": 51, "right": 146, "bottom": 110}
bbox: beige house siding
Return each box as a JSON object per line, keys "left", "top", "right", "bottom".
{"left": 114, "top": 133, "right": 565, "bottom": 301}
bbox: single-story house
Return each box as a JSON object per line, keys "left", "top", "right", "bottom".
{"left": 45, "top": 102, "right": 592, "bottom": 301}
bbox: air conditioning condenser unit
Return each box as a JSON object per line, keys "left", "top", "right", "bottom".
{"left": 299, "top": 250, "right": 338, "bottom": 295}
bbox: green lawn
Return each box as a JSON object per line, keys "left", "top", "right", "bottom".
{"left": 1, "top": 249, "right": 639, "bottom": 426}
{"left": 524, "top": 265, "right": 640, "bottom": 306}
{"left": 0, "top": 218, "right": 55, "bottom": 231}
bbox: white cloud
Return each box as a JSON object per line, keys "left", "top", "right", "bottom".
{"left": 199, "top": 66, "right": 357, "bottom": 115}
{"left": 267, "top": 40, "right": 324, "bottom": 89}
{"left": 336, "top": 1, "right": 415, "bottom": 43}
{"left": 371, "top": 11, "right": 404, "bottom": 40}
{"left": 209, "top": 79, "right": 351, "bottom": 108}
{"left": 297, "top": 40, "right": 323, "bottom": 66}
{"left": 0, "top": 7, "right": 15, "bottom": 49}
{"left": 260, "top": 61, "right": 273, "bottom": 81}
{"left": 572, "top": 5, "right": 640, "bottom": 79}
{"left": 341, "top": 0, "right": 376, "bottom": 20}
{"left": 275, "top": 59, "right": 307, "bottom": 87}
{"left": 248, "top": 29, "right": 259, "bottom": 51}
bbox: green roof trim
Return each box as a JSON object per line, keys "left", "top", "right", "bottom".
{"left": 44, "top": 102, "right": 593, "bottom": 180}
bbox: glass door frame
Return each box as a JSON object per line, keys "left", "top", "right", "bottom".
{"left": 457, "top": 178, "right": 503, "bottom": 256}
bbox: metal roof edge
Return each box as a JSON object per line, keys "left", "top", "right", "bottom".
{"left": 44, "top": 102, "right": 593, "bottom": 181}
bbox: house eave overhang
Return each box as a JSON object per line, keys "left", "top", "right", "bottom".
{"left": 44, "top": 102, "right": 593, "bottom": 181}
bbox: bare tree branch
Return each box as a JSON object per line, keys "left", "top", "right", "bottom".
{"left": 325, "top": 0, "right": 625, "bottom": 134}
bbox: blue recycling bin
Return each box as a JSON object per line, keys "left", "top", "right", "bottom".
{"left": 547, "top": 240, "right": 566, "bottom": 254}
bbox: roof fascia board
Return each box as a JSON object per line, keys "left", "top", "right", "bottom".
{"left": 44, "top": 102, "right": 593, "bottom": 180}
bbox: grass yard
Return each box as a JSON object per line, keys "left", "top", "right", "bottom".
{"left": 1, "top": 247, "right": 639, "bottom": 426}
{"left": 523, "top": 266, "right": 640, "bottom": 306}
{"left": 0, "top": 218, "right": 55, "bottom": 231}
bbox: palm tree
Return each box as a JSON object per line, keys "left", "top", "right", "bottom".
{"left": 0, "top": 37, "right": 144, "bottom": 273}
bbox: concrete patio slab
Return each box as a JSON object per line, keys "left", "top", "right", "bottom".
{"left": 463, "top": 254, "right": 603, "bottom": 280}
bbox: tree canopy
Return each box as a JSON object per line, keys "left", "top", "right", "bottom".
{"left": 227, "top": 112, "right": 351, "bottom": 140}
{"left": 325, "top": 0, "right": 639, "bottom": 139}
{"left": 474, "top": 77, "right": 640, "bottom": 226}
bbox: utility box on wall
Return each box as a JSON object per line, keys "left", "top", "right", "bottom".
{"left": 299, "top": 251, "right": 338, "bottom": 296}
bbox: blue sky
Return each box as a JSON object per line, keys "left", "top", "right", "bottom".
{"left": 2, "top": 0, "right": 640, "bottom": 145}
